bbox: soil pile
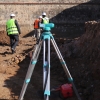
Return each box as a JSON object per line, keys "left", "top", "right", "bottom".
{"left": 59, "top": 21, "right": 100, "bottom": 100}
{"left": 0, "top": 30, "right": 10, "bottom": 45}
{"left": 63, "top": 21, "right": 100, "bottom": 79}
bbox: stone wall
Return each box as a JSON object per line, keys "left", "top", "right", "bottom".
{"left": 0, "top": 0, "right": 100, "bottom": 35}
{"left": 0, "top": 0, "right": 91, "bottom": 3}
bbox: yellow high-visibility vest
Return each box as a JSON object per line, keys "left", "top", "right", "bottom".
{"left": 42, "top": 17, "right": 49, "bottom": 24}
{"left": 6, "top": 19, "right": 18, "bottom": 35}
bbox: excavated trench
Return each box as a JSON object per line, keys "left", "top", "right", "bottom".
{"left": 0, "top": 21, "right": 100, "bottom": 100}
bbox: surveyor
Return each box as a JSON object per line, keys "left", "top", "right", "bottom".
{"left": 6, "top": 13, "right": 21, "bottom": 54}
{"left": 34, "top": 16, "right": 42, "bottom": 40}
{"left": 41, "top": 12, "right": 49, "bottom": 24}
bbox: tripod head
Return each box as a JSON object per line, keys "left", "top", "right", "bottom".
{"left": 40, "top": 23, "right": 54, "bottom": 31}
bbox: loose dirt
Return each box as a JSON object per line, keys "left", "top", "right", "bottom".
{"left": 0, "top": 21, "right": 100, "bottom": 100}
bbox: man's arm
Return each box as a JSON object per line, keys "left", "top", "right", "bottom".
{"left": 15, "top": 20, "right": 21, "bottom": 34}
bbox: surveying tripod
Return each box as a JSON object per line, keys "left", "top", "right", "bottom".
{"left": 18, "top": 23, "right": 81, "bottom": 100}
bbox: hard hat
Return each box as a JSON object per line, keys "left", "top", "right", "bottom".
{"left": 39, "top": 16, "right": 42, "bottom": 18}
{"left": 10, "top": 14, "right": 15, "bottom": 17}
{"left": 42, "top": 12, "right": 46, "bottom": 15}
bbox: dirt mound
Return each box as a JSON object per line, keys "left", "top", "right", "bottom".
{"left": 0, "top": 30, "right": 10, "bottom": 45}
{"left": 60, "top": 21, "right": 100, "bottom": 79}
{"left": 56, "top": 21, "right": 100, "bottom": 100}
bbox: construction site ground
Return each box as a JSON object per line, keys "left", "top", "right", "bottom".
{"left": 0, "top": 21, "right": 100, "bottom": 100}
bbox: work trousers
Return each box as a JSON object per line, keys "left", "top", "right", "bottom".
{"left": 34, "top": 29, "right": 41, "bottom": 40}
{"left": 9, "top": 34, "right": 19, "bottom": 50}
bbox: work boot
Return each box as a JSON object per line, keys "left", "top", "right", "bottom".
{"left": 11, "top": 48, "right": 16, "bottom": 54}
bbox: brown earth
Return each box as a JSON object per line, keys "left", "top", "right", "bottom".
{"left": 0, "top": 21, "right": 100, "bottom": 100}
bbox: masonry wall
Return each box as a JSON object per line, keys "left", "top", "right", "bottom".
{"left": 0, "top": 0, "right": 100, "bottom": 35}
{"left": 0, "top": 0, "right": 91, "bottom": 3}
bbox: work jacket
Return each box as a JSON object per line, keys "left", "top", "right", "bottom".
{"left": 34, "top": 19, "right": 40, "bottom": 29}
{"left": 42, "top": 17, "right": 49, "bottom": 24}
{"left": 6, "top": 19, "right": 19, "bottom": 35}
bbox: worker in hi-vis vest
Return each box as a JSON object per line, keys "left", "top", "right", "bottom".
{"left": 6, "top": 13, "right": 21, "bottom": 54}
{"left": 34, "top": 16, "right": 42, "bottom": 40}
{"left": 41, "top": 12, "right": 49, "bottom": 24}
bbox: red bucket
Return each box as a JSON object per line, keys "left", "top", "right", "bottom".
{"left": 60, "top": 83, "right": 73, "bottom": 98}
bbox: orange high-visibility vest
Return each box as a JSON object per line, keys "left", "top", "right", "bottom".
{"left": 34, "top": 19, "right": 39, "bottom": 29}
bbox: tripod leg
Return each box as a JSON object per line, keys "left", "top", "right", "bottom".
{"left": 51, "top": 39, "right": 81, "bottom": 100}
{"left": 43, "top": 39, "right": 50, "bottom": 100}
{"left": 51, "top": 39, "right": 72, "bottom": 80}
{"left": 43, "top": 40, "right": 47, "bottom": 88}
{"left": 18, "top": 41, "right": 42, "bottom": 100}
{"left": 48, "top": 39, "right": 50, "bottom": 94}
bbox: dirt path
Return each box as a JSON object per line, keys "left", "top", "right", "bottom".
{"left": 0, "top": 35, "right": 36, "bottom": 99}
